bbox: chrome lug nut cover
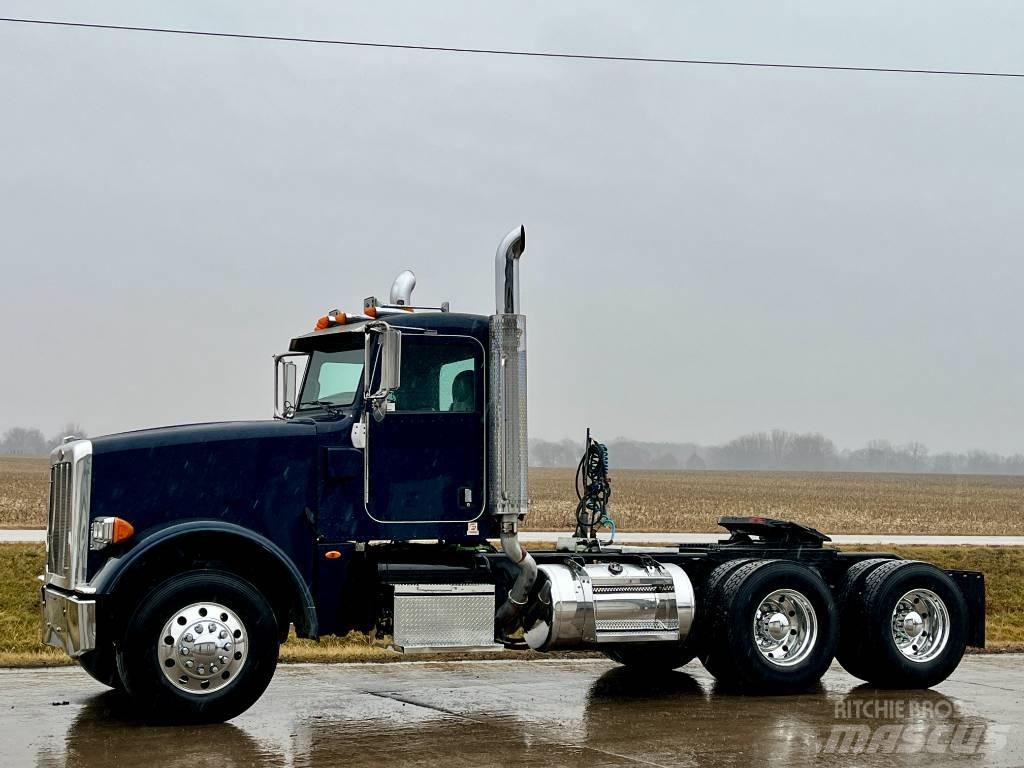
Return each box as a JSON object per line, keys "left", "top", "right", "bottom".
{"left": 891, "top": 589, "right": 949, "bottom": 663}
{"left": 753, "top": 589, "right": 818, "bottom": 667}
{"left": 158, "top": 602, "right": 248, "bottom": 695}
{"left": 766, "top": 612, "right": 791, "bottom": 641}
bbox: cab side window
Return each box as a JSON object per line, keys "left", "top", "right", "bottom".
{"left": 392, "top": 336, "right": 481, "bottom": 413}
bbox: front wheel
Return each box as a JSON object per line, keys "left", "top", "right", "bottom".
{"left": 116, "top": 570, "right": 280, "bottom": 723}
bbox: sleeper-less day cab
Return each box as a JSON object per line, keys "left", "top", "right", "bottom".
{"left": 41, "top": 228, "right": 985, "bottom": 722}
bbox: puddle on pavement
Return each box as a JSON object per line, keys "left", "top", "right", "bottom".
{"left": 11, "top": 663, "right": 1017, "bottom": 767}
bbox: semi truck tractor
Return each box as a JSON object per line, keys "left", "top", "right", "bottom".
{"left": 40, "top": 227, "right": 985, "bottom": 723}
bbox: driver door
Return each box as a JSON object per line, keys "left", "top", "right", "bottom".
{"left": 365, "top": 333, "right": 486, "bottom": 524}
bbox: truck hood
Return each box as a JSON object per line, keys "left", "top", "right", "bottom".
{"left": 91, "top": 419, "right": 317, "bottom": 456}
{"left": 88, "top": 420, "right": 320, "bottom": 547}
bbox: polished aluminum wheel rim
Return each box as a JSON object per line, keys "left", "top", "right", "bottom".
{"left": 891, "top": 588, "right": 949, "bottom": 663}
{"left": 753, "top": 589, "right": 818, "bottom": 667}
{"left": 158, "top": 602, "right": 248, "bottom": 695}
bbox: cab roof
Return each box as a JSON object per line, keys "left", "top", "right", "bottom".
{"left": 288, "top": 312, "right": 490, "bottom": 353}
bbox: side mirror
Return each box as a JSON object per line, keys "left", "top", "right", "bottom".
{"left": 366, "top": 323, "right": 401, "bottom": 421}
{"left": 378, "top": 326, "right": 401, "bottom": 393}
{"left": 274, "top": 354, "right": 305, "bottom": 419}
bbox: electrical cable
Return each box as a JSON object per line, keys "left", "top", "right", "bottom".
{"left": 574, "top": 431, "right": 615, "bottom": 543}
{"left": 2, "top": 17, "right": 1023, "bottom": 79}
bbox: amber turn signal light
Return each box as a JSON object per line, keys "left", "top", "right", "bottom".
{"left": 90, "top": 516, "right": 135, "bottom": 550}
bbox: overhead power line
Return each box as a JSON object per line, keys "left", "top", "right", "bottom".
{"left": 2, "top": 16, "right": 1023, "bottom": 79}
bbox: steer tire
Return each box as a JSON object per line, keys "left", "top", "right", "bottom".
{"left": 604, "top": 641, "right": 696, "bottom": 671}
{"left": 700, "top": 560, "right": 838, "bottom": 691}
{"left": 116, "top": 569, "right": 279, "bottom": 724}
{"left": 834, "top": 558, "right": 898, "bottom": 682}
{"left": 838, "top": 560, "right": 967, "bottom": 689}
{"left": 78, "top": 644, "right": 124, "bottom": 690}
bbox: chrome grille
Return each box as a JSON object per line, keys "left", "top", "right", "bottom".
{"left": 47, "top": 462, "right": 72, "bottom": 577}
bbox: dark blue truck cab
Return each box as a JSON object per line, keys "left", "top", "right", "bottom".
{"left": 40, "top": 228, "right": 985, "bottom": 723}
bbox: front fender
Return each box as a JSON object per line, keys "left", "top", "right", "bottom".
{"left": 90, "top": 520, "right": 318, "bottom": 638}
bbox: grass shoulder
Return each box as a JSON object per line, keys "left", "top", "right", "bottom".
{"left": 3, "top": 543, "right": 1021, "bottom": 667}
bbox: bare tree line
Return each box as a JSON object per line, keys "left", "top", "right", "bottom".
{"left": 4, "top": 423, "right": 1021, "bottom": 475}
{"left": 0, "top": 424, "right": 87, "bottom": 456}
{"left": 531, "top": 429, "right": 1024, "bottom": 476}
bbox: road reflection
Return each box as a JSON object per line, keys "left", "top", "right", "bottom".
{"left": 40, "top": 667, "right": 1007, "bottom": 767}
{"left": 36, "top": 691, "right": 269, "bottom": 768}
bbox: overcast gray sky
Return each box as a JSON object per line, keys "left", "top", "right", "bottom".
{"left": 1, "top": 1, "right": 1021, "bottom": 454}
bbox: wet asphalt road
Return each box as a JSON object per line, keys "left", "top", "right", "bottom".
{"left": 2, "top": 656, "right": 1022, "bottom": 767}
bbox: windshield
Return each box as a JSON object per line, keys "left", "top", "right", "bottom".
{"left": 298, "top": 346, "right": 364, "bottom": 409}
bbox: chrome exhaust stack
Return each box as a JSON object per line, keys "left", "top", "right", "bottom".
{"left": 488, "top": 226, "right": 536, "bottom": 632}
{"left": 495, "top": 225, "right": 525, "bottom": 314}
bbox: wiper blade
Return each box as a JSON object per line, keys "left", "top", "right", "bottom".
{"left": 310, "top": 400, "right": 343, "bottom": 413}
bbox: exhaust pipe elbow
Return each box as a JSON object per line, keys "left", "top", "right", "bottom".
{"left": 389, "top": 270, "right": 416, "bottom": 306}
{"left": 496, "top": 518, "right": 537, "bottom": 632}
{"left": 495, "top": 225, "right": 526, "bottom": 314}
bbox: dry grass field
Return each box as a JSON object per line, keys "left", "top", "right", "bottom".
{"left": 527, "top": 468, "right": 1024, "bottom": 536}
{"left": 0, "top": 457, "right": 49, "bottom": 529}
{"left": 2, "top": 456, "right": 1023, "bottom": 535}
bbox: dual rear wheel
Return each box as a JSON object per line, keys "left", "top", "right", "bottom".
{"left": 606, "top": 558, "right": 967, "bottom": 692}
{"left": 700, "top": 560, "right": 837, "bottom": 690}
{"left": 836, "top": 559, "right": 967, "bottom": 688}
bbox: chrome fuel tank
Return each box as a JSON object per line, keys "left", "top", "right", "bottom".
{"left": 524, "top": 560, "right": 695, "bottom": 650}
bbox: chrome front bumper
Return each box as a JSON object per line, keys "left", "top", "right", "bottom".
{"left": 40, "top": 586, "right": 96, "bottom": 657}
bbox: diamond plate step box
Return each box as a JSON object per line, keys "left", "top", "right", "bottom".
{"left": 391, "top": 583, "right": 503, "bottom": 654}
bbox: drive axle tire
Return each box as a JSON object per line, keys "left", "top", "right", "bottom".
{"left": 835, "top": 560, "right": 967, "bottom": 689}
{"left": 834, "top": 557, "right": 897, "bottom": 681}
{"left": 701, "top": 560, "right": 838, "bottom": 691}
{"left": 692, "top": 559, "right": 757, "bottom": 661}
{"left": 116, "top": 570, "right": 279, "bottom": 723}
{"left": 604, "top": 642, "right": 696, "bottom": 671}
